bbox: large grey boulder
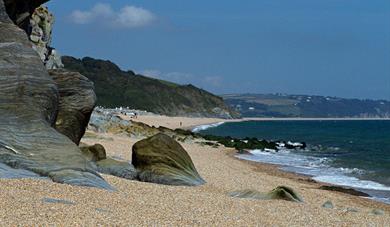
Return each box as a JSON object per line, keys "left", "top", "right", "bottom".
{"left": 49, "top": 69, "right": 96, "bottom": 145}
{"left": 0, "top": 0, "right": 112, "bottom": 190}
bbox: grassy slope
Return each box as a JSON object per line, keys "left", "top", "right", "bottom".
{"left": 62, "top": 56, "right": 238, "bottom": 118}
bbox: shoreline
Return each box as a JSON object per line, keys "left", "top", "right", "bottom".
{"left": 225, "top": 150, "right": 390, "bottom": 211}
{"left": 185, "top": 117, "right": 390, "bottom": 131}
{"left": 122, "top": 113, "right": 390, "bottom": 207}
{"left": 0, "top": 114, "right": 389, "bottom": 225}
{"left": 232, "top": 152, "right": 390, "bottom": 207}
{"left": 189, "top": 118, "right": 390, "bottom": 206}
{"left": 242, "top": 117, "right": 390, "bottom": 121}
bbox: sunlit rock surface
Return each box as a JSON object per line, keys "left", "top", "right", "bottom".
{"left": 132, "top": 133, "right": 205, "bottom": 186}
{"left": 49, "top": 69, "right": 96, "bottom": 145}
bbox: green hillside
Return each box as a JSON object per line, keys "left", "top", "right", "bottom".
{"left": 62, "top": 56, "right": 238, "bottom": 119}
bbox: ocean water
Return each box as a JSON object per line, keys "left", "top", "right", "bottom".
{"left": 198, "top": 120, "right": 390, "bottom": 204}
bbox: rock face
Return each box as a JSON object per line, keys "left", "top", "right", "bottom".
{"left": 3, "top": 0, "right": 62, "bottom": 69}
{"left": 0, "top": 0, "right": 111, "bottom": 189}
{"left": 49, "top": 69, "right": 96, "bottom": 145}
{"left": 132, "top": 133, "right": 205, "bottom": 186}
{"left": 3, "top": 0, "right": 48, "bottom": 28}
{"left": 29, "top": 5, "right": 63, "bottom": 69}
{"left": 229, "top": 186, "right": 304, "bottom": 203}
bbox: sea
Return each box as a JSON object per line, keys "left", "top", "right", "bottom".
{"left": 195, "top": 120, "right": 390, "bottom": 204}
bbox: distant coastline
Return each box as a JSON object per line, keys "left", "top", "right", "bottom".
{"left": 186, "top": 117, "right": 390, "bottom": 132}
{"left": 241, "top": 117, "right": 390, "bottom": 121}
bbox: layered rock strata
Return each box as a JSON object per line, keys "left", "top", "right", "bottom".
{"left": 0, "top": 0, "right": 111, "bottom": 189}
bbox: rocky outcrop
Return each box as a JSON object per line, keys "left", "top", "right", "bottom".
{"left": 29, "top": 5, "right": 63, "bottom": 69}
{"left": 132, "top": 133, "right": 205, "bottom": 186}
{"left": 88, "top": 108, "right": 168, "bottom": 138}
{"left": 49, "top": 69, "right": 96, "bottom": 145}
{"left": 229, "top": 186, "right": 304, "bottom": 203}
{"left": 0, "top": 0, "right": 111, "bottom": 189}
{"left": 3, "top": 0, "right": 48, "bottom": 28}
{"left": 3, "top": 0, "right": 62, "bottom": 69}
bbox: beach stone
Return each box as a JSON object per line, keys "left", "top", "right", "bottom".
{"left": 80, "top": 144, "right": 107, "bottom": 162}
{"left": 95, "top": 208, "right": 110, "bottom": 213}
{"left": 371, "top": 208, "right": 385, "bottom": 216}
{"left": 0, "top": 0, "right": 112, "bottom": 190}
{"left": 267, "top": 186, "right": 304, "bottom": 202}
{"left": 322, "top": 200, "right": 334, "bottom": 209}
{"left": 132, "top": 133, "right": 206, "bottom": 186}
{"left": 80, "top": 144, "right": 137, "bottom": 180}
{"left": 42, "top": 197, "right": 75, "bottom": 205}
{"left": 50, "top": 69, "right": 97, "bottom": 145}
{"left": 345, "top": 208, "right": 359, "bottom": 213}
{"left": 229, "top": 186, "right": 304, "bottom": 203}
{"left": 96, "top": 158, "right": 137, "bottom": 180}
{"left": 229, "top": 189, "right": 266, "bottom": 200}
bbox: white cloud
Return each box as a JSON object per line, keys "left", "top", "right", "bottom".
{"left": 69, "top": 3, "right": 155, "bottom": 29}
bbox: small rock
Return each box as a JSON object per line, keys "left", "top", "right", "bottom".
{"left": 268, "top": 186, "right": 304, "bottom": 203}
{"left": 95, "top": 208, "right": 110, "bottom": 213}
{"left": 42, "top": 198, "right": 75, "bottom": 205}
{"left": 80, "top": 144, "right": 107, "bottom": 161}
{"left": 96, "top": 158, "right": 138, "bottom": 180}
{"left": 322, "top": 200, "right": 334, "bottom": 209}
{"left": 229, "top": 186, "right": 304, "bottom": 203}
{"left": 345, "top": 208, "right": 359, "bottom": 213}
{"left": 371, "top": 209, "right": 385, "bottom": 215}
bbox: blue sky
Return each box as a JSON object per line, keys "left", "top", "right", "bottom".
{"left": 47, "top": 0, "right": 390, "bottom": 100}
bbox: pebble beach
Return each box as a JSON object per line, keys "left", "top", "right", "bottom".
{"left": 0, "top": 116, "right": 389, "bottom": 226}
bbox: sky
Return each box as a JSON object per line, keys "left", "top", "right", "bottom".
{"left": 47, "top": 0, "right": 390, "bottom": 100}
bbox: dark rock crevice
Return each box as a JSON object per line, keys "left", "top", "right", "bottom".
{"left": 3, "top": 0, "right": 48, "bottom": 31}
